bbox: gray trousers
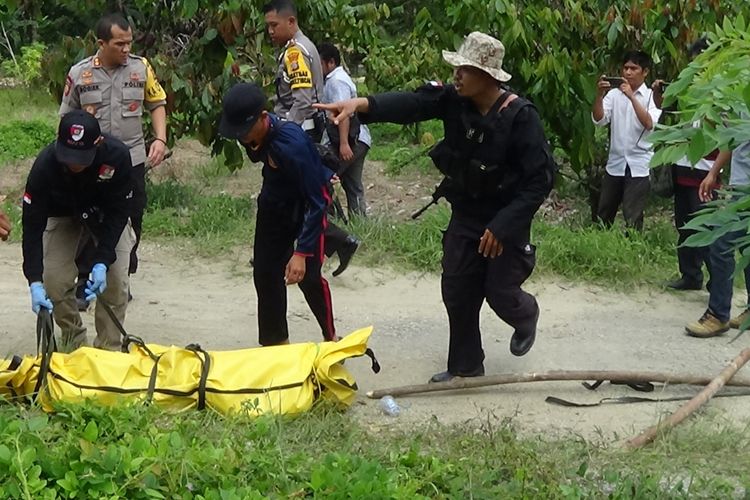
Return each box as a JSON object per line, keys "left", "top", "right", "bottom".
{"left": 43, "top": 217, "right": 135, "bottom": 350}
{"left": 597, "top": 168, "right": 650, "bottom": 230}
{"left": 338, "top": 141, "right": 369, "bottom": 217}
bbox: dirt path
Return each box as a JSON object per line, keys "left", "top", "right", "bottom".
{"left": 3, "top": 242, "right": 750, "bottom": 440}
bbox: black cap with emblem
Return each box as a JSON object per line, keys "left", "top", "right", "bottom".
{"left": 218, "top": 83, "right": 267, "bottom": 139}
{"left": 55, "top": 110, "right": 102, "bottom": 166}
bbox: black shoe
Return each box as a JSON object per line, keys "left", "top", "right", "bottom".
{"left": 510, "top": 308, "right": 539, "bottom": 357}
{"left": 428, "top": 365, "right": 485, "bottom": 383}
{"left": 75, "top": 283, "right": 89, "bottom": 312}
{"left": 332, "top": 237, "right": 359, "bottom": 277}
{"left": 666, "top": 277, "right": 702, "bottom": 291}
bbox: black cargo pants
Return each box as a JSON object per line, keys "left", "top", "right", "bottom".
{"left": 441, "top": 211, "right": 539, "bottom": 374}
{"left": 253, "top": 200, "right": 336, "bottom": 345}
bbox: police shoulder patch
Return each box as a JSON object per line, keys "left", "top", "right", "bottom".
{"left": 284, "top": 46, "right": 312, "bottom": 90}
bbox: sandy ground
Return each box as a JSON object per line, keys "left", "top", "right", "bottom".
{"left": 3, "top": 241, "right": 750, "bottom": 442}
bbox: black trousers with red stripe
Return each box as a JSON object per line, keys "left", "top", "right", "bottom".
{"left": 253, "top": 200, "right": 336, "bottom": 345}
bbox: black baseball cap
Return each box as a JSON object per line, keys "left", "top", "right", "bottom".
{"left": 218, "top": 83, "right": 267, "bottom": 139}
{"left": 55, "top": 110, "right": 102, "bottom": 166}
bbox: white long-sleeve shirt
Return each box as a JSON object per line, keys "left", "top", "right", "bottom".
{"left": 593, "top": 83, "right": 662, "bottom": 177}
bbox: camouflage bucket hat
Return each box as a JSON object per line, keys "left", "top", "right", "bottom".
{"left": 442, "top": 32, "right": 512, "bottom": 82}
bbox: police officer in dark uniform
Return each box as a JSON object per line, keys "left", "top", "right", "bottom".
{"left": 316, "top": 32, "right": 555, "bottom": 382}
{"left": 219, "top": 82, "right": 337, "bottom": 346}
{"left": 22, "top": 110, "right": 135, "bottom": 351}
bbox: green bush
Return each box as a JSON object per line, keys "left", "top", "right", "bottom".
{"left": 0, "top": 119, "right": 55, "bottom": 163}
{"left": 144, "top": 180, "right": 253, "bottom": 254}
{"left": 0, "top": 42, "right": 45, "bottom": 84}
{"left": 0, "top": 401, "right": 748, "bottom": 498}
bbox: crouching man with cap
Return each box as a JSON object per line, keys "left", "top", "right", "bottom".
{"left": 316, "top": 32, "right": 555, "bottom": 382}
{"left": 219, "top": 83, "right": 337, "bottom": 346}
{"left": 22, "top": 110, "right": 136, "bottom": 351}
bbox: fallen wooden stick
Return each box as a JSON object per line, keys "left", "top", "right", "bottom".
{"left": 625, "top": 348, "right": 750, "bottom": 449}
{"left": 365, "top": 369, "right": 750, "bottom": 399}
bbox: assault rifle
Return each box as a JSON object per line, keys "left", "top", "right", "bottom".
{"left": 411, "top": 179, "right": 448, "bottom": 220}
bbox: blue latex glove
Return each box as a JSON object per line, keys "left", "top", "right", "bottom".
{"left": 29, "top": 282, "right": 53, "bottom": 314}
{"left": 84, "top": 263, "right": 108, "bottom": 302}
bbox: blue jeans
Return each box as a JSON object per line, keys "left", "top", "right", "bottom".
{"left": 708, "top": 228, "right": 750, "bottom": 321}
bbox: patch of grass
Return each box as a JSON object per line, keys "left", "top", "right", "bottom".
{"left": 0, "top": 401, "right": 747, "bottom": 498}
{"left": 0, "top": 120, "right": 56, "bottom": 163}
{"left": 534, "top": 214, "right": 677, "bottom": 288}
{"left": 143, "top": 179, "right": 253, "bottom": 255}
{"left": 346, "top": 205, "right": 449, "bottom": 272}
{"left": 0, "top": 87, "right": 58, "bottom": 124}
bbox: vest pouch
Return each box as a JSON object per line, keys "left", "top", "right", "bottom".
{"left": 428, "top": 141, "right": 462, "bottom": 179}
{"left": 464, "top": 159, "right": 504, "bottom": 199}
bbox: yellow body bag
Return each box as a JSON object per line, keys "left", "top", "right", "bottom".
{"left": 0, "top": 313, "right": 377, "bottom": 416}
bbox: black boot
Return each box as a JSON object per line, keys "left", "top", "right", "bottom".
{"left": 332, "top": 237, "right": 360, "bottom": 277}
{"left": 510, "top": 308, "right": 539, "bottom": 357}
{"left": 428, "top": 365, "right": 485, "bottom": 383}
{"left": 666, "top": 277, "right": 702, "bottom": 291}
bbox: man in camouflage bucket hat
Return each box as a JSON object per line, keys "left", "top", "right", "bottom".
{"left": 316, "top": 32, "right": 556, "bottom": 383}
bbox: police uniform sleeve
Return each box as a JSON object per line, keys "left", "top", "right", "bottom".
{"left": 486, "top": 106, "right": 553, "bottom": 241}
{"left": 22, "top": 150, "right": 53, "bottom": 284}
{"left": 142, "top": 57, "right": 167, "bottom": 111}
{"left": 360, "top": 83, "right": 451, "bottom": 125}
{"left": 284, "top": 46, "right": 316, "bottom": 124}
{"left": 59, "top": 66, "right": 82, "bottom": 115}
{"left": 270, "top": 134, "right": 328, "bottom": 256}
{"left": 92, "top": 145, "right": 134, "bottom": 267}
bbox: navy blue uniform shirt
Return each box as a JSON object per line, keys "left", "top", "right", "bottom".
{"left": 245, "top": 114, "right": 333, "bottom": 256}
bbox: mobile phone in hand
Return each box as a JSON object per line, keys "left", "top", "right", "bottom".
{"left": 602, "top": 76, "right": 626, "bottom": 87}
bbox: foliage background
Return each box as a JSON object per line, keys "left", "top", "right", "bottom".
{"left": 2, "top": 0, "right": 744, "bottom": 206}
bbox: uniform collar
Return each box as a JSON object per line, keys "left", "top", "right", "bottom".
{"left": 326, "top": 66, "right": 345, "bottom": 81}
{"left": 93, "top": 51, "right": 129, "bottom": 69}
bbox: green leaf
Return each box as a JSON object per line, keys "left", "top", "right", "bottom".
{"left": 204, "top": 28, "right": 218, "bottom": 42}
{"left": 0, "top": 444, "right": 11, "bottom": 464}
{"left": 145, "top": 488, "right": 166, "bottom": 499}
{"left": 687, "top": 129, "right": 706, "bottom": 166}
{"left": 223, "top": 141, "right": 244, "bottom": 171}
{"left": 607, "top": 19, "right": 619, "bottom": 46}
{"left": 27, "top": 414, "right": 48, "bottom": 432}
{"left": 181, "top": 0, "right": 199, "bottom": 19}
{"left": 743, "top": 83, "right": 750, "bottom": 114}
{"left": 82, "top": 420, "right": 99, "bottom": 442}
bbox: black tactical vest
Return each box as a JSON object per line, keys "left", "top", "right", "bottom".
{"left": 429, "top": 91, "right": 531, "bottom": 199}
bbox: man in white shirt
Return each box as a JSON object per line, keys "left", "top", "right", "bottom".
{"left": 592, "top": 50, "right": 662, "bottom": 230}
{"left": 318, "top": 42, "right": 371, "bottom": 217}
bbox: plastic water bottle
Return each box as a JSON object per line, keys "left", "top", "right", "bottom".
{"left": 379, "top": 395, "right": 401, "bottom": 416}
